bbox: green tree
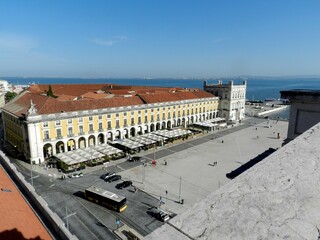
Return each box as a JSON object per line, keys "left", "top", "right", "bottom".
{"left": 5, "top": 91, "right": 17, "bottom": 103}
{"left": 46, "top": 85, "right": 57, "bottom": 98}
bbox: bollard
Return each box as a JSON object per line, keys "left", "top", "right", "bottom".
{"left": 181, "top": 199, "right": 184, "bottom": 205}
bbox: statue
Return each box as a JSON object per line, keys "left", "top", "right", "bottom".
{"left": 27, "top": 100, "right": 37, "bottom": 116}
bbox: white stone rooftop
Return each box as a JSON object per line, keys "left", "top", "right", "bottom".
{"left": 145, "top": 123, "right": 320, "bottom": 240}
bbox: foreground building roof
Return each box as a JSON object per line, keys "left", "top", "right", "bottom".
{"left": 146, "top": 123, "right": 320, "bottom": 239}
{"left": 0, "top": 165, "right": 51, "bottom": 240}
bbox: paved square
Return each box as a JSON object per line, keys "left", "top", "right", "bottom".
{"left": 120, "top": 119, "right": 288, "bottom": 214}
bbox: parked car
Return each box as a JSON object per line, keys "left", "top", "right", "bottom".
{"left": 116, "top": 180, "right": 132, "bottom": 189}
{"left": 107, "top": 175, "right": 121, "bottom": 183}
{"left": 68, "top": 172, "right": 84, "bottom": 178}
{"left": 147, "top": 207, "right": 170, "bottom": 222}
{"left": 128, "top": 156, "right": 142, "bottom": 162}
{"left": 101, "top": 172, "right": 115, "bottom": 180}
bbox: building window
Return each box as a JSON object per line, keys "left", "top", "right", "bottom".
{"left": 145, "top": 110, "right": 147, "bottom": 113}
{"left": 138, "top": 110, "right": 141, "bottom": 114}
{"left": 89, "top": 116, "right": 93, "bottom": 121}
{"left": 79, "top": 117, "right": 83, "bottom": 123}
{"left": 68, "top": 119, "right": 72, "bottom": 124}
{"left": 43, "top": 122, "right": 48, "bottom": 127}
{"left": 138, "top": 116, "right": 141, "bottom": 123}
{"left": 68, "top": 127, "right": 73, "bottom": 135}
{"left": 79, "top": 125, "right": 84, "bottom": 133}
{"left": 124, "top": 119, "right": 127, "bottom": 126}
{"left": 145, "top": 116, "right": 148, "bottom": 123}
{"left": 98, "top": 115, "right": 102, "bottom": 120}
{"left": 131, "top": 118, "right": 134, "bottom": 125}
{"left": 124, "top": 112, "right": 127, "bottom": 116}
{"left": 131, "top": 111, "right": 134, "bottom": 115}
{"left": 99, "top": 122, "right": 102, "bottom": 130}
{"left": 116, "top": 113, "right": 119, "bottom": 117}
{"left": 56, "top": 129, "right": 62, "bottom": 138}
{"left": 108, "top": 121, "right": 111, "bottom": 129}
{"left": 151, "top": 109, "right": 154, "bottom": 112}
{"left": 44, "top": 130, "right": 49, "bottom": 139}
{"left": 55, "top": 120, "right": 61, "bottom": 126}
{"left": 107, "top": 114, "right": 111, "bottom": 118}
{"left": 116, "top": 120, "right": 120, "bottom": 128}
{"left": 162, "top": 113, "right": 165, "bottom": 119}
{"left": 89, "top": 124, "right": 93, "bottom": 132}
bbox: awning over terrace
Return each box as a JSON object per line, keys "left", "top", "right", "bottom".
{"left": 115, "top": 139, "right": 144, "bottom": 150}
{"left": 54, "top": 143, "right": 123, "bottom": 165}
{"left": 131, "top": 135, "right": 157, "bottom": 145}
{"left": 193, "top": 121, "right": 219, "bottom": 129}
{"left": 154, "top": 129, "right": 191, "bottom": 139}
{"left": 143, "top": 133, "right": 168, "bottom": 142}
{"left": 211, "top": 117, "right": 226, "bottom": 123}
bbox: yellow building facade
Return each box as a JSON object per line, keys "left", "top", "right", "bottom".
{"left": 2, "top": 84, "right": 219, "bottom": 164}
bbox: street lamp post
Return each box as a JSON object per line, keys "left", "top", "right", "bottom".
{"left": 178, "top": 176, "right": 182, "bottom": 203}
{"left": 30, "top": 161, "right": 39, "bottom": 187}
{"left": 165, "top": 190, "right": 168, "bottom": 205}
{"left": 64, "top": 205, "right": 76, "bottom": 230}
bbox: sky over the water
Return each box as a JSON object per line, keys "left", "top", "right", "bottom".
{"left": 1, "top": 0, "right": 320, "bottom": 78}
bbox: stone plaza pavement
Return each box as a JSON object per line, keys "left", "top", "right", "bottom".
{"left": 119, "top": 119, "right": 288, "bottom": 215}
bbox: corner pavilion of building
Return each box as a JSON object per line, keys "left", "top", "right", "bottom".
{"left": 2, "top": 83, "right": 220, "bottom": 164}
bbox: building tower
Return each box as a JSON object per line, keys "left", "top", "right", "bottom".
{"left": 204, "top": 80, "right": 247, "bottom": 123}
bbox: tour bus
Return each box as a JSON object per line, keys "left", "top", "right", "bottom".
{"left": 85, "top": 186, "right": 127, "bottom": 212}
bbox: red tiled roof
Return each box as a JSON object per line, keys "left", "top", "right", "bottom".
{"left": 2, "top": 92, "right": 144, "bottom": 116}
{"left": 3, "top": 92, "right": 52, "bottom": 117}
{"left": 81, "top": 92, "right": 110, "bottom": 99}
{"left": 56, "top": 94, "right": 77, "bottom": 101}
{"left": 28, "top": 84, "right": 108, "bottom": 96}
{"left": 138, "top": 91, "right": 215, "bottom": 104}
{"left": 28, "top": 84, "right": 184, "bottom": 98}
{"left": 38, "top": 96, "right": 144, "bottom": 114}
{"left": 0, "top": 165, "right": 52, "bottom": 240}
{"left": 3, "top": 84, "right": 215, "bottom": 117}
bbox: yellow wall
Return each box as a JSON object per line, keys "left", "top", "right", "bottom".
{"left": 37, "top": 97, "right": 219, "bottom": 141}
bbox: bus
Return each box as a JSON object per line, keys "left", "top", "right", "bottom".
{"left": 85, "top": 186, "right": 127, "bottom": 212}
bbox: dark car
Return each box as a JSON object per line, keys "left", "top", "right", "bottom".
{"left": 101, "top": 172, "right": 115, "bottom": 180}
{"left": 107, "top": 175, "right": 121, "bottom": 183}
{"left": 128, "top": 156, "right": 142, "bottom": 162}
{"left": 147, "top": 207, "right": 170, "bottom": 222}
{"left": 115, "top": 180, "right": 132, "bottom": 189}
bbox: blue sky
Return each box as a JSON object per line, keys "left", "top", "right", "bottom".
{"left": 1, "top": 0, "right": 320, "bottom": 78}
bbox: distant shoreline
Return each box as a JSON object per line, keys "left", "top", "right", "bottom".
{"left": 5, "top": 77, "right": 320, "bottom": 102}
